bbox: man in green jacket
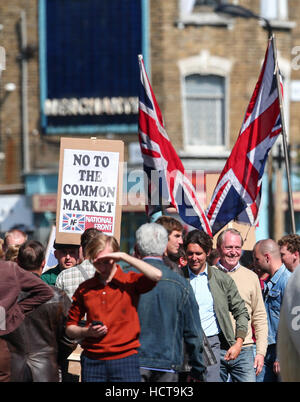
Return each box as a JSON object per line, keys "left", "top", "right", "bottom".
{"left": 183, "top": 230, "right": 249, "bottom": 382}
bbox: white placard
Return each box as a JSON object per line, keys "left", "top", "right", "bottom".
{"left": 58, "top": 148, "right": 119, "bottom": 236}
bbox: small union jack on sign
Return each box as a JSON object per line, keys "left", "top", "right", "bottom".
{"left": 62, "top": 213, "right": 85, "bottom": 232}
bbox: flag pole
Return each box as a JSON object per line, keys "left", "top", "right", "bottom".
{"left": 271, "top": 35, "right": 296, "bottom": 234}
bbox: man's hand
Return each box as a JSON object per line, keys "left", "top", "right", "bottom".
{"left": 254, "top": 354, "right": 264, "bottom": 375}
{"left": 224, "top": 338, "right": 243, "bottom": 361}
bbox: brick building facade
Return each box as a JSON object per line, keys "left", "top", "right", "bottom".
{"left": 0, "top": 0, "right": 299, "bottom": 242}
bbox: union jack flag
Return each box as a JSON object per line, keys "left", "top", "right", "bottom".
{"left": 62, "top": 213, "right": 85, "bottom": 232}
{"left": 206, "top": 37, "right": 282, "bottom": 235}
{"left": 138, "top": 55, "right": 212, "bottom": 236}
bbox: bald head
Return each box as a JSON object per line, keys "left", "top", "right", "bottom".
{"left": 255, "top": 239, "right": 281, "bottom": 258}
{"left": 253, "top": 239, "right": 282, "bottom": 276}
{"left": 4, "top": 229, "right": 28, "bottom": 250}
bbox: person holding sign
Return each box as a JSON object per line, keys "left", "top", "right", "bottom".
{"left": 65, "top": 233, "right": 162, "bottom": 382}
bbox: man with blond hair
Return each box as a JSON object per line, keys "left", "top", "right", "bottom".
{"left": 216, "top": 228, "right": 268, "bottom": 382}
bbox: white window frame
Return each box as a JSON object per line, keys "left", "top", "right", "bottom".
{"left": 260, "top": 0, "right": 295, "bottom": 30}
{"left": 178, "top": 51, "right": 232, "bottom": 156}
{"left": 260, "top": 0, "right": 288, "bottom": 21}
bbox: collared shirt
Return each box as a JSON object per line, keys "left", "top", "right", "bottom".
{"left": 55, "top": 259, "right": 96, "bottom": 301}
{"left": 263, "top": 264, "right": 291, "bottom": 345}
{"left": 188, "top": 264, "right": 220, "bottom": 337}
{"left": 217, "top": 262, "right": 240, "bottom": 273}
{"left": 67, "top": 265, "right": 156, "bottom": 360}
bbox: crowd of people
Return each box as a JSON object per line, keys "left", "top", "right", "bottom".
{"left": 0, "top": 221, "right": 299, "bottom": 383}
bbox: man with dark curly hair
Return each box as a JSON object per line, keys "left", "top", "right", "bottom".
{"left": 183, "top": 229, "right": 249, "bottom": 382}
{"left": 278, "top": 234, "right": 300, "bottom": 273}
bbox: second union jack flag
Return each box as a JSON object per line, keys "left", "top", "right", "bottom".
{"left": 206, "top": 37, "right": 282, "bottom": 235}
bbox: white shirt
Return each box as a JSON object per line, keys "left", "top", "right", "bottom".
{"left": 188, "top": 264, "right": 220, "bottom": 337}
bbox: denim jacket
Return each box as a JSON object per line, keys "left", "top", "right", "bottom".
{"left": 136, "top": 257, "right": 206, "bottom": 380}
{"left": 263, "top": 265, "right": 291, "bottom": 345}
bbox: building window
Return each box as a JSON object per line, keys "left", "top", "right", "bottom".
{"left": 179, "top": 0, "right": 226, "bottom": 16}
{"left": 184, "top": 74, "right": 225, "bottom": 148}
{"left": 178, "top": 0, "right": 229, "bottom": 25}
{"left": 178, "top": 51, "right": 232, "bottom": 155}
{"left": 260, "top": 0, "right": 288, "bottom": 21}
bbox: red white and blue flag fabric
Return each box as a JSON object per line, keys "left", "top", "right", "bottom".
{"left": 138, "top": 55, "right": 212, "bottom": 236}
{"left": 206, "top": 38, "right": 282, "bottom": 235}
{"left": 62, "top": 213, "right": 85, "bottom": 232}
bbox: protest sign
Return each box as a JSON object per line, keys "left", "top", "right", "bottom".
{"left": 56, "top": 138, "right": 124, "bottom": 244}
{"left": 43, "top": 225, "right": 58, "bottom": 272}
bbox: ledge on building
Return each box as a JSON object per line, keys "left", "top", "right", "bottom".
{"left": 176, "top": 13, "right": 296, "bottom": 32}
{"left": 260, "top": 19, "right": 296, "bottom": 31}
{"left": 179, "top": 149, "right": 230, "bottom": 172}
{"left": 176, "top": 12, "right": 234, "bottom": 29}
{"left": 178, "top": 148, "right": 231, "bottom": 159}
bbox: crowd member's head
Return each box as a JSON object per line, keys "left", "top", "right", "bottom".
{"left": 253, "top": 239, "right": 282, "bottom": 276}
{"left": 80, "top": 228, "right": 103, "bottom": 258}
{"left": 4, "top": 229, "right": 28, "bottom": 251}
{"left": 53, "top": 241, "right": 80, "bottom": 270}
{"left": 85, "top": 233, "right": 119, "bottom": 281}
{"left": 206, "top": 248, "right": 220, "bottom": 267}
{"left": 240, "top": 250, "right": 255, "bottom": 270}
{"left": 135, "top": 223, "right": 168, "bottom": 258}
{"left": 178, "top": 245, "right": 188, "bottom": 268}
{"left": 184, "top": 229, "right": 212, "bottom": 274}
{"left": 5, "top": 244, "right": 21, "bottom": 262}
{"left": 217, "top": 228, "right": 243, "bottom": 271}
{"left": 155, "top": 216, "right": 183, "bottom": 257}
{"left": 278, "top": 234, "right": 300, "bottom": 272}
{"left": 17, "top": 240, "right": 45, "bottom": 275}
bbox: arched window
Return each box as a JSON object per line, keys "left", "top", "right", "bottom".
{"left": 184, "top": 74, "right": 225, "bottom": 147}
{"left": 178, "top": 51, "right": 232, "bottom": 155}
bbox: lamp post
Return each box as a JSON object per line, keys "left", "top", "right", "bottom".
{"left": 214, "top": 3, "right": 296, "bottom": 236}
{"left": 214, "top": 4, "right": 273, "bottom": 37}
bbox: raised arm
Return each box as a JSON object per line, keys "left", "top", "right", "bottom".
{"left": 97, "top": 252, "right": 162, "bottom": 282}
